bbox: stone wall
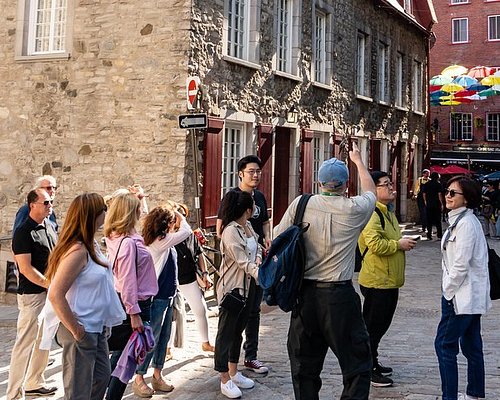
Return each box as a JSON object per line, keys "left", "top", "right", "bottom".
{"left": 0, "top": 0, "right": 193, "bottom": 241}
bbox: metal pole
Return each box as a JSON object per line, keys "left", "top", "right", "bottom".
{"left": 190, "top": 128, "right": 202, "bottom": 228}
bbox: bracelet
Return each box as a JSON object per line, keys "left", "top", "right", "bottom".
{"left": 202, "top": 271, "right": 208, "bottom": 276}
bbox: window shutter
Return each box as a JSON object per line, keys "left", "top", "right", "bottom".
{"left": 257, "top": 124, "right": 273, "bottom": 220}
{"left": 202, "top": 118, "right": 224, "bottom": 228}
{"left": 300, "top": 129, "right": 314, "bottom": 194}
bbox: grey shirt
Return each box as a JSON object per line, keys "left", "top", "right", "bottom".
{"left": 274, "top": 192, "right": 376, "bottom": 282}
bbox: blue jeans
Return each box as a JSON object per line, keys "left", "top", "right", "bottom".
{"left": 434, "top": 296, "right": 485, "bottom": 400}
{"left": 136, "top": 297, "right": 174, "bottom": 375}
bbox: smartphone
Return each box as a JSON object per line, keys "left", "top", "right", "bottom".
{"left": 403, "top": 235, "right": 421, "bottom": 241}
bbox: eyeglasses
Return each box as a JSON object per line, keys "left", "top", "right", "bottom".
{"left": 41, "top": 186, "right": 57, "bottom": 191}
{"left": 35, "top": 200, "right": 53, "bottom": 206}
{"left": 445, "top": 188, "right": 464, "bottom": 197}
{"left": 243, "top": 169, "right": 262, "bottom": 176}
{"left": 377, "top": 181, "right": 393, "bottom": 188}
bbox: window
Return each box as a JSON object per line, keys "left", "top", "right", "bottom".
{"left": 404, "top": 0, "right": 413, "bottom": 14}
{"left": 277, "top": 0, "right": 291, "bottom": 72}
{"left": 395, "top": 52, "right": 404, "bottom": 107}
{"left": 356, "top": 31, "right": 370, "bottom": 97}
{"left": 487, "top": 114, "right": 500, "bottom": 141}
{"left": 225, "top": 0, "right": 260, "bottom": 63}
{"left": 312, "top": 133, "right": 331, "bottom": 194}
{"left": 452, "top": 18, "right": 468, "bottom": 43}
{"left": 488, "top": 16, "right": 500, "bottom": 41}
{"left": 378, "top": 42, "right": 389, "bottom": 104}
{"left": 450, "top": 113, "right": 473, "bottom": 141}
{"left": 313, "top": 9, "right": 326, "bottom": 83}
{"left": 16, "top": 0, "right": 71, "bottom": 59}
{"left": 222, "top": 125, "right": 243, "bottom": 193}
{"left": 412, "top": 60, "right": 423, "bottom": 112}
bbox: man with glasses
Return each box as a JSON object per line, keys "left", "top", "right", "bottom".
{"left": 13, "top": 175, "right": 58, "bottom": 234}
{"left": 216, "top": 155, "right": 271, "bottom": 375}
{"left": 7, "top": 189, "right": 58, "bottom": 399}
{"left": 358, "top": 171, "right": 417, "bottom": 387}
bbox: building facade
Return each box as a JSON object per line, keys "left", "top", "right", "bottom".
{"left": 0, "top": 0, "right": 434, "bottom": 301}
{"left": 429, "top": 0, "right": 500, "bottom": 173}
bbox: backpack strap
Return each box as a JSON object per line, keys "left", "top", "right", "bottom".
{"left": 293, "top": 194, "right": 313, "bottom": 225}
{"left": 360, "top": 206, "right": 386, "bottom": 264}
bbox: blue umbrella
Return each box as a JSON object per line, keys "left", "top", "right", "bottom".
{"left": 430, "top": 90, "right": 447, "bottom": 99}
{"left": 452, "top": 75, "right": 478, "bottom": 88}
{"left": 468, "top": 83, "right": 490, "bottom": 91}
{"left": 485, "top": 171, "right": 500, "bottom": 181}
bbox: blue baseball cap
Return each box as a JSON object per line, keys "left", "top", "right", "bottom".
{"left": 318, "top": 158, "right": 349, "bottom": 189}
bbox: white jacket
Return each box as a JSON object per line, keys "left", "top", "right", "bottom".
{"left": 440, "top": 207, "right": 491, "bottom": 315}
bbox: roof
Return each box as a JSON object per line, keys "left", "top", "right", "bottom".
{"left": 380, "top": 0, "right": 437, "bottom": 32}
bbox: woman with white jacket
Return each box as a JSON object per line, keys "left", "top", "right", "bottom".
{"left": 435, "top": 176, "right": 491, "bottom": 400}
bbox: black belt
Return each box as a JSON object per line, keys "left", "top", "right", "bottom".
{"left": 304, "top": 279, "right": 352, "bottom": 288}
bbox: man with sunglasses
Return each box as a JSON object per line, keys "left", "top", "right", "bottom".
{"left": 13, "top": 175, "right": 58, "bottom": 234}
{"left": 7, "top": 189, "right": 58, "bottom": 399}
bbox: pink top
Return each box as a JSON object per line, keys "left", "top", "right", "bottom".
{"left": 106, "top": 232, "right": 158, "bottom": 315}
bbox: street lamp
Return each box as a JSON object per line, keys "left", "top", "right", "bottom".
{"left": 286, "top": 106, "right": 298, "bottom": 124}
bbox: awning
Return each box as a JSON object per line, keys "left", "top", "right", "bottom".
{"left": 431, "top": 151, "right": 500, "bottom": 163}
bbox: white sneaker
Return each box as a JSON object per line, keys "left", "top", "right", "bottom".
{"left": 458, "top": 393, "right": 479, "bottom": 400}
{"left": 230, "top": 371, "right": 255, "bottom": 389}
{"left": 220, "top": 380, "right": 242, "bottom": 399}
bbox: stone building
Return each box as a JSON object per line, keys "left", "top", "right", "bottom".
{"left": 0, "top": 0, "right": 435, "bottom": 301}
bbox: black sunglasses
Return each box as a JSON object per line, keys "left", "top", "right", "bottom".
{"left": 445, "top": 188, "right": 464, "bottom": 198}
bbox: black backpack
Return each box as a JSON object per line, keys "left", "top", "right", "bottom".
{"left": 354, "top": 207, "right": 384, "bottom": 272}
{"left": 258, "top": 194, "right": 312, "bottom": 312}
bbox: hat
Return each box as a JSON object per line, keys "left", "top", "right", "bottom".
{"left": 422, "top": 169, "right": 430, "bottom": 174}
{"left": 318, "top": 158, "right": 349, "bottom": 188}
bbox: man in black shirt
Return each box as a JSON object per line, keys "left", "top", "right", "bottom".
{"left": 7, "top": 189, "right": 58, "bottom": 399}
{"left": 217, "top": 155, "right": 271, "bottom": 375}
{"left": 422, "top": 172, "right": 445, "bottom": 240}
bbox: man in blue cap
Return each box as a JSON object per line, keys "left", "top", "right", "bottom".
{"left": 274, "top": 143, "right": 376, "bottom": 400}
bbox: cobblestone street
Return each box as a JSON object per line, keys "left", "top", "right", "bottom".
{"left": 1, "top": 237, "right": 499, "bottom": 400}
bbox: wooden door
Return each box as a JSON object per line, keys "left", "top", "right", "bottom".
{"left": 273, "top": 127, "right": 291, "bottom": 225}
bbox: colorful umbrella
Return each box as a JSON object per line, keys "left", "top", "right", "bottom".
{"left": 441, "top": 65, "right": 468, "bottom": 78}
{"left": 429, "top": 85, "right": 442, "bottom": 93}
{"left": 430, "top": 75, "right": 453, "bottom": 86}
{"left": 454, "top": 90, "right": 477, "bottom": 98}
{"left": 494, "top": 71, "right": 500, "bottom": 77}
{"left": 441, "top": 83, "right": 465, "bottom": 94}
{"left": 452, "top": 75, "right": 478, "bottom": 88}
{"left": 430, "top": 90, "right": 447, "bottom": 99}
{"left": 479, "top": 88, "right": 500, "bottom": 97}
{"left": 468, "top": 83, "right": 490, "bottom": 92}
{"left": 467, "top": 66, "right": 494, "bottom": 79}
{"left": 440, "top": 100, "right": 462, "bottom": 106}
{"left": 481, "top": 76, "right": 500, "bottom": 86}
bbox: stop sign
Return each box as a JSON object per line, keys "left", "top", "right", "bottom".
{"left": 186, "top": 76, "right": 200, "bottom": 110}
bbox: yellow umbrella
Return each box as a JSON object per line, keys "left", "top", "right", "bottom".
{"left": 440, "top": 100, "right": 462, "bottom": 106}
{"left": 481, "top": 76, "right": 500, "bottom": 86}
{"left": 441, "top": 83, "right": 464, "bottom": 94}
{"left": 441, "top": 65, "right": 468, "bottom": 78}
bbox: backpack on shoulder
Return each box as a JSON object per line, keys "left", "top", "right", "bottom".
{"left": 258, "top": 194, "right": 312, "bottom": 312}
{"left": 354, "top": 207, "right": 384, "bottom": 273}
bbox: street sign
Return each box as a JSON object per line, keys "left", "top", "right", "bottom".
{"left": 178, "top": 113, "right": 207, "bottom": 129}
{"left": 186, "top": 76, "right": 200, "bottom": 110}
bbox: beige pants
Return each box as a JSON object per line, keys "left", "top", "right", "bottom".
{"left": 6, "top": 293, "right": 49, "bottom": 400}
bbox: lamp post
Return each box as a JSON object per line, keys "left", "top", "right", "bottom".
{"left": 286, "top": 106, "right": 299, "bottom": 124}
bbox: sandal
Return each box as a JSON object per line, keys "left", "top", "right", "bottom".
{"left": 152, "top": 375, "right": 174, "bottom": 392}
{"left": 132, "top": 381, "right": 154, "bottom": 398}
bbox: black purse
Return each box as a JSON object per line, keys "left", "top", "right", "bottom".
{"left": 220, "top": 289, "right": 246, "bottom": 313}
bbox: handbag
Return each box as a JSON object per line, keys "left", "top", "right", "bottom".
{"left": 488, "top": 246, "right": 500, "bottom": 300}
{"left": 219, "top": 289, "right": 246, "bottom": 313}
{"left": 107, "top": 237, "right": 138, "bottom": 352}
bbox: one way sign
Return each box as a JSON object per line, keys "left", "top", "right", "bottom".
{"left": 178, "top": 113, "right": 207, "bottom": 129}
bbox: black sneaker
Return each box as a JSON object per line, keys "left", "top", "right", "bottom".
{"left": 374, "top": 362, "right": 393, "bottom": 376}
{"left": 371, "top": 371, "right": 393, "bottom": 387}
{"left": 25, "top": 387, "right": 57, "bottom": 397}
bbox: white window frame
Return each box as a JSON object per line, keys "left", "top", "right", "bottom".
{"left": 450, "top": 113, "right": 473, "bottom": 141}
{"left": 15, "top": 0, "right": 72, "bottom": 60}
{"left": 404, "top": 0, "right": 413, "bottom": 14}
{"left": 452, "top": 18, "right": 469, "bottom": 43}
{"left": 486, "top": 113, "right": 500, "bottom": 141}
{"left": 312, "top": 132, "right": 331, "bottom": 194}
{"left": 276, "top": 0, "right": 292, "bottom": 73}
{"left": 222, "top": 124, "right": 246, "bottom": 193}
{"left": 356, "top": 31, "right": 370, "bottom": 97}
{"left": 488, "top": 15, "right": 500, "bottom": 41}
{"left": 313, "top": 9, "right": 326, "bottom": 83}
{"left": 378, "top": 42, "right": 390, "bottom": 104}
{"left": 412, "top": 60, "right": 423, "bottom": 113}
{"left": 450, "top": 0, "right": 469, "bottom": 4}
{"left": 224, "top": 0, "right": 260, "bottom": 64}
{"left": 395, "top": 52, "right": 404, "bottom": 108}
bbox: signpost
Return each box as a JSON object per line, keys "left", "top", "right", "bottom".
{"left": 178, "top": 113, "right": 207, "bottom": 129}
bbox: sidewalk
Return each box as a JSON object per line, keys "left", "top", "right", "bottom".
{"left": 1, "top": 237, "right": 500, "bottom": 399}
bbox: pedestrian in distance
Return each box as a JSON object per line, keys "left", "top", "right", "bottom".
{"left": 413, "top": 169, "right": 430, "bottom": 234}
{"left": 132, "top": 204, "right": 192, "bottom": 397}
{"left": 216, "top": 155, "right": 271, "bottom": 375}
{"left": 104, "top": 192, "right": 158, "bottom": 400}
{"left": 358, "top": 171, "right": 417, "bottom": 387}
{"left": 423, "top": 171, "right": 445, "bottom": 240}
{"left": 215, "top": 190, "right": 262, "bottom": 399}
{"left": 7, "top": 189, "right": 58, "bottom": 400}
{"left": 435, "top": 176, "right": 491, "bottom": 400}
{"left": 41, "top": 193, "right": 125, "bottom": 400}
{"left": 274, "top": 142, "right": 376, "bottom": 400}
